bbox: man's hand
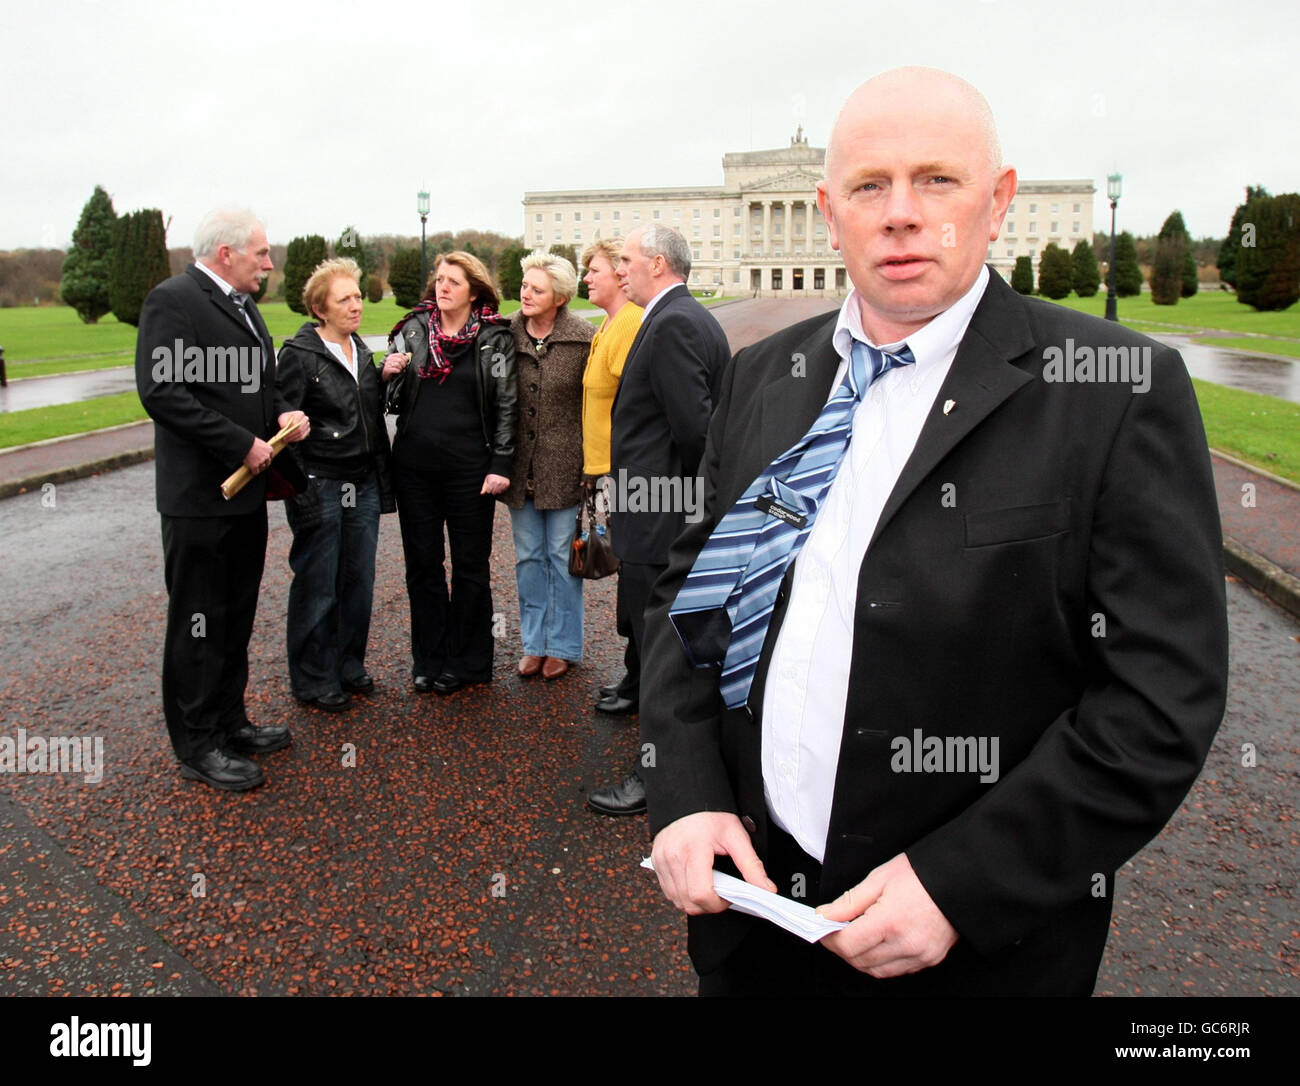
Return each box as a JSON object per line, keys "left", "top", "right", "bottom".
{"left": 278, "top": 411, "right": 310, "bottom": 443}
{"left": 243, "top": 437, "right": 274, "bottom": 475}
{"left": 481, "top": 473, "right": 510, "bottom": 496}
{"left": 651, "top": 811, "right": 777, "bottom": 914}
{"left": 817, "top": 853, "right": 958, "bottom": 978}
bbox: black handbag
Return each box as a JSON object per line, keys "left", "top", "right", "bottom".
{"left": 569, "top": 491, "right": 620, "bottom": 580}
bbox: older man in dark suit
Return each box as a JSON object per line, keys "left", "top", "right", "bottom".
{"left": 642, "top": 68, "right": 1228, "bottom": 994}
{"left": 586, "top": 225, "right": 730, "bottom": 816}
{"left": 136, "top": 208, "right": 308, "bottom": 791}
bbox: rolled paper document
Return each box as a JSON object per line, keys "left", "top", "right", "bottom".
{"left": 220, "top": 420, "right": 300, "bottom": 500}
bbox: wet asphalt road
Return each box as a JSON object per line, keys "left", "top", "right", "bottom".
{"left": 0, "top": 461, "right": 1295, "bottom": 996}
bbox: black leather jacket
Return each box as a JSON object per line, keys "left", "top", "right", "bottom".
{"left": 386, "top": 312, "right": 518, "bottom": 477}
{"left": 277, "top": 322, "right": 394, "bottom": 510}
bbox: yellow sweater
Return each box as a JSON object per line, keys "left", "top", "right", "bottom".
{"left": 582, "top": 302, "right": 644, "bottom": 475}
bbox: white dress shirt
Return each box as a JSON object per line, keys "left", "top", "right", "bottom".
{"left": 323, "top": 336, "right": 359, "bottom": 383}
{"left": 640, "top": 280, "right": 686, "bottom": 321}
{"left": 761, "top": 266, "right": 990, "bottom": 862}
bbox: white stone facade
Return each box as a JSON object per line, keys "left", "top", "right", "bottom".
{"left": 523, "top": 132, "right": 1095, "bottom": 297}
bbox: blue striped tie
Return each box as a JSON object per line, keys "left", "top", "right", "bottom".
{"left": 670, "top": 339, "right": 915, "bottom": 710}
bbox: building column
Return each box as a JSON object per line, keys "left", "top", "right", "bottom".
{"left": 783, "top": 200, "right": 792, "bottom": 248}
{"left": 762, "top": 200, "right": 772, "bottom": 257}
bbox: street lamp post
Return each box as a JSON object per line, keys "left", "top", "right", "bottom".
{"left": 417, "top": 189, "right": 430, "bottom": 295}
{"left": 1105, "top": 172, "right": 1122, "bottom": 322}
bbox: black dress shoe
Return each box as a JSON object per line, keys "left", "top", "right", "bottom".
{"left": 228, "top": 721, "right": 292, "bottom": 755}
{"left": 413, "top": 675, "right": 434, "bottom": 694}
{"left": 587, "top": 772, "right": 646, "bottom": 816}
{"left": 431, "top": 670, "right": 463, "bottom": 695}
{"left": 595, "top": 693, "right": 638, "bottom": 715}
{"left": 297, "top": 691, "right": 351, "bottom": 712}
{"left": 179, "top": 748, "right": 265, "bottom": 792}
{"left": 341, "top": 673, "right": 375, "bottom": 695}
{"left": 599, "top": 673, "right": 632, "bottom": 699}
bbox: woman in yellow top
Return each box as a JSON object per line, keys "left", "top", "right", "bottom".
{"left": 579, "top": 239, "right": 644, "bottom": 715}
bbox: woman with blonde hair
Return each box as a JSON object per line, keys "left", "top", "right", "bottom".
{"left": 278, "top": 258, "right": 393, "bottom": 711}
{"left": 500, "top": 250, "right": 593, "bottom": 682}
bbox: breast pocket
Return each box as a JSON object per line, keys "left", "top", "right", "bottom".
{"left": 963, "top": 499, "right": 1071, "bottom": 548}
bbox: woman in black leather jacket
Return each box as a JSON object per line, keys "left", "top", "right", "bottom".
{"left": 382, "top": 251, "right": 518, "bottom": 694}
{"left": 278, "top": 257, "right": 394, "bottom": 712}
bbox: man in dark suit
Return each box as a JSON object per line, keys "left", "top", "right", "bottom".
{"left": 642, "top": 68, "right": 1228, "bottom": 994}
{"left": 586, "top": 225, "right": 730, "bottom": 816}
{"left": 136, "top": 208, "right": 309, "bottom": 791}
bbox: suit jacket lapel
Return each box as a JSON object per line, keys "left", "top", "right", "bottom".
{"left": 612, "top": 283, "right": 679, "bottom": 414}
{"left": 868, "top": 273, "right": 1036, "bottom": 549}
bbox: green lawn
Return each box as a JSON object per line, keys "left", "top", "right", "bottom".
{"left": 1047, "top": 291, "right": 1300, "bottom": 339}
{"left": 0, "top": 391, "right": 147, "bottom": 450}
{"left": 1191, "top": 379, "right": 1300, "bottom": 483}
{"left": 1193, "top": 336, "right": 1300, "bottom": 361}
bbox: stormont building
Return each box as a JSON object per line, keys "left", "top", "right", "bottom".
{"left": 522, "top": 130, "right": 1095, "bottom": 298}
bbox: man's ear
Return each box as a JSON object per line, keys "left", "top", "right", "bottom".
{"left": 988, "top": 167, "right": 1018, "bottom": 240}
{"left": 817, "top": 183, "right": 840, "bottom": 253}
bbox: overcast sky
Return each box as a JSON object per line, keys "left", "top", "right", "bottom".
{"left": 2, "top": 0, "right": 1296, "bottom": 252}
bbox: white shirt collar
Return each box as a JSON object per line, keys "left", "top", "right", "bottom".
{"left": 641, "top": 280, "right": 686, "bottom": 320}
{"left": 832, "top": 264, "right": 990, "bottom": 373}
{"left": 195, "top": 260, "right": 238, "bottom": 296}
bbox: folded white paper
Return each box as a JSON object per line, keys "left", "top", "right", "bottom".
{"left": 641, "top": 857, "right": 847, "bottom": 943}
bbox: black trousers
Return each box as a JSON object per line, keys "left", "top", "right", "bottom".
{"left": 394, "top": 458, "right": 496, "bottom": 682}
{"left": 615, "top": 560, "right": 663, "bottom": 702}
{"left": 160, "top": 509, "right": 268, "bottom": 762}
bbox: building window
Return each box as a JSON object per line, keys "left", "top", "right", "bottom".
{"left": 693, "top": 226, "right": 701, "bottom": 238}
{"left": 693, "top": 208, "right": 701, "bottom": 219}
{"left": 593, "top": 211, "right": 600, "bottom": 221}
{"left": 534, "top": 213, "right": 542, "bottom": 222}
{"left": 614, "top": 211, "right": 621, "bottom": 221}
{"left": 693, "top": 248, "right": 701, "bottom": 260}
{"left": 987, "top": 246, "right": 993, "bottom": 259}
{"left": 733, "top": 223, "right": 741, "bottom": 235}
{"left": 652, "top": 209, "right": 660, "bottom": 219}
{"left": 691, "top": 271, "right": 699, "bottom": 283}
{"left": 835, "top": 268, "right": 846, "bottom": 290}
{"left": 1006, "top": 247, "right": 1014, "bottom": 257}
{"left": 813, "top": 268, "right": 825, "bottom": 290}
{"left": 1073, "top": 221, "right": 1081, "bottom": 233}
{"left": 713, "top": 272, "right": 722, "bottom": 284}
{"left": 713, "top": 225, "right": 720, "bottom": 237}
{"left": 733, "top": 269, "right": 740, "bottom": 283}
{"left": 1029, "top": 203, "right": 1037, "bottom": 213}
{"left": 574, "top": 231, "right": 582, "bottom": 241}
{"left": 633, "top": 210, "right": 639, "bottom": 221}
{"left": 714, "top": 208, "right": 720, "bottom": 218}
{"left": 1029, "top": 221, "right": 1037, "bottom": 234}
{"left": 534, "top": 233, "right": 542, "bottom": 243}
{"left": 554, "top": 230, "right": 562, "bottom": 241}
{"left": 1051, "top": 222, "right": 1058, "bottom": 233}
{"left": 673, "top": 208, "right": 681, "bottom": 220}
{"left": 555, "top": 213, "right": 562, "bottom": 222}
{"left": 574, "top": 212, "right": 581, "bottom": 222}
{"left": 1073, "top": 203, "right": 1081, "bottom": 213}
{"left": 772, "top": 269, "right": 783, "bottom": 290}
{"left": 1008, "top": 203, "right": 1016, "bottom": 213}
{"left": 1051, "top": 204, "right": 1059, "bottom": 214}
{"left": 733, "top": 248, "right": 740, "bottom": 259}
{"left": 734, "top": 207, "right": 741, "bottom": 216}
{"left": 1005, "top": 223, "right": 1015, "bottom": 235}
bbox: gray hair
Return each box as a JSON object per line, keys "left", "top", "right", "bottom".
{"left": 193, "top": 207, "right": 264, "bottom": 260}
{"left": 521, "top": 249, "right": 579, "bottom": 305}
{"left": 638, "top": 224, "right": 691, "bottom": 280}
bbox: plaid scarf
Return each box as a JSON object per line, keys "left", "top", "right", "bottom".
{"left": 390, "top": 301, "right": 507, "bottom": 384}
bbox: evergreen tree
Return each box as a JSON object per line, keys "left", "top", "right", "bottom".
{"left": 1113, "top": 232, "right": 1143, "bottom": 297}
{"left": 60, "top": 185, "right": 117, "bottom": 323}
{"left": 335, "top": 225, "right": 369, "bottom": 294}
{"left": 365, "top": 275, "right": 384, "bottom": 304}
{"left": 1217, "top": 185, "right": 1269, "bottom": 289}
{"left": 1036, "top": 243, "right": 1073, "bottom": 299}
{"left": 1182, "top": 248, "right": 1199, "bottom": 297}
{"left": 1150, "top": 211, "right": 1190, "bottom": 305}
{"left": 109, "top": 209, "right": 170, "bottom": 326}
{"left": 1236, "top": 192, "right": 1300, "bottom": 311}
{"left": 1011, "top": 255, "right": 1034, "bottom": 295}
{"left": 388, "top": 247, "right": 424, "bottom": 309}
{"left": 1071, "top": 239, "right": 1100, "bottom": 297}
{"left": 497, "top": 245, "right": 528, "bottom": 301}
{"left": 283, "top": 235, "right": 328, "bottom": 315}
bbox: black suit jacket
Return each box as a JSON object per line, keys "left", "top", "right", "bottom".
{"left": 135, "top": 264, "right": 296, "bottom": 517}
{"left": 640, "top": 272, "right": 1229, "bottom": 994}
{"left": 609, "top": 284, "right": 730, "bottom": 565}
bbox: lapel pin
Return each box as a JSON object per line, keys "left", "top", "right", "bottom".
{"left": 943, "top": 399, "right": 956, "bottom": 415}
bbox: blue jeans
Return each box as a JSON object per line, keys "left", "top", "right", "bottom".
{"left": 509, "top": 500, "right": 583, "bottom": 661}
{"left": 285, "top": 474, "right": 381, "bottom": 698}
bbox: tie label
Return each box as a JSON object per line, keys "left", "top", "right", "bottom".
{"left": 755, "top": 495, "right": 807, "bottom": 529}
